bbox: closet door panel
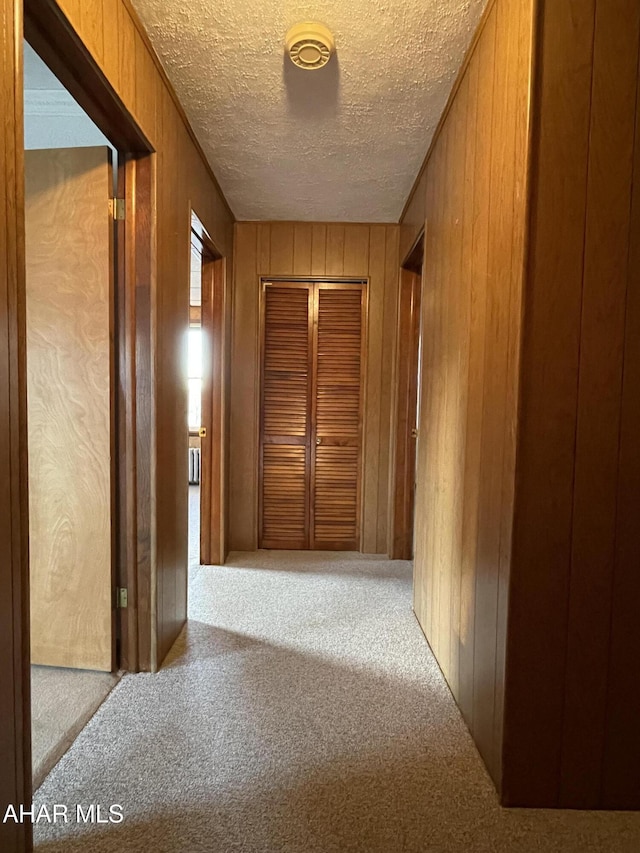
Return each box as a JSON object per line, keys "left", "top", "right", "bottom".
{"left": 260, "top": 283, "right": 312, "bottom": 548}
{"left": 311, "top": 285, "right": 365, "bottom": 550}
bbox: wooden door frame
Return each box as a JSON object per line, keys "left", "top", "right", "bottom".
{"left": 24, "top": 0, "right": 156, "bottom": 675}
{"left": 389, "top": 232, "right": 424, "bottom": 560}
{"left": 1, "top": 4, "right": 156, "bottom": 847}
{"left": 192, "top": 218, "right": 226, "bottom": 566}
{"left": 257, "top": 276, "right": 369, "bottom": 552}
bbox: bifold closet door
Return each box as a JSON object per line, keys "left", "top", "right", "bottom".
{"left": 259, "top": 280, "right": 365, "bottom": 551}
{"left": 260, "top": 282, "right": 313, "bottom": 549}
{"left": 310, "top": 284, "right": 365, "bottom": 550}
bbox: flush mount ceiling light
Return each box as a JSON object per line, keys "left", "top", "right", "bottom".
{"left": 286, "top": 22, "right": 335, "bottom": 70}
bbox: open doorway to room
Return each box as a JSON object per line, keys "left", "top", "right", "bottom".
{"left": 23, "top": 39, "right": 121, "bottom": 788}
{"left": 20, "top": 2, "right": 156, "bottom": 789}
{"left": 390, "top": 232, "right": 424, "bottom": 560}
{"left": 188, "top": 212, "right": 225, "bottom": 569}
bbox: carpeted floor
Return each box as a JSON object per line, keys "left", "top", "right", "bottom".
{"left": 33, "top": 522, "right": 640, "bottom": 850}
{"left": 31, "top": 666, "right": 118, "bottom": 789}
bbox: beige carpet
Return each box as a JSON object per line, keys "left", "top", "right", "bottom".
{"left": 32, "top": 539, "right": 640, "bottom": 850}
{"left": 32, "top": 666, "right": 119, "bottom": 789}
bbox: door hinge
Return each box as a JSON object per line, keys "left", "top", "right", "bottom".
{"left": 117, "top": 588, "right": 128, "bottom": 609}
{"left": 109, "top": 198, "right": 125, "bottom": 221}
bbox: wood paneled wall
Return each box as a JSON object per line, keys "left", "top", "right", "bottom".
{"left": 50, "top": 0, "right": 235, "bottom": 666}
{"left": 404, "top": 0, "right": 640, "bottom": 809}
{"left": 230, "top": 222, "right": 399, "bottom": 554}
{"left": 407, "top": 0, "right": 534, "bottom": 789}
{"left": 503, "top": 0, "right": 640, "bottom": 809}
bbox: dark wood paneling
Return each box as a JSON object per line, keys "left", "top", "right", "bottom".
{"left": 502, "top": 0, "right": 597, "bottom": 806}
{"left": 505, "top": 0, "right": 640, "bottom": 809}
{"left": 559, "top": 0, "right": 640, "bottom": 808}
{"left": 601, "top": 37, "right": 640, "bottom": 809}
{"left": 0, "top": 0, "right": 31, "bottom": 849}
{"left": 409, "top": 0, "right": 534, "bottom": 790}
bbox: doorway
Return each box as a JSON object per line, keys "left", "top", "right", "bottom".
{"left": 189, "top": 212, "right": 225, "bottom": 568}
{"left": 390, "top": 233, "right": 424, "bottom": 560}
{"left": 258, "top": 279, "right": 367, "bottom": 551}
{"left": 23, "top": 40, "right": 121, "bottom": 787}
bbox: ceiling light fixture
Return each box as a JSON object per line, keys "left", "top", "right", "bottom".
{"left": 285, "top": 22, "right": 335, "bottom": 70}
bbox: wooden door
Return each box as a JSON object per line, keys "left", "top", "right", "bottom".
{"left": 390, "top": 268, "right": 422, "bottom": 559}
{"left": 25, "top": 147, "right": 114, "bottom": 672}
{"left": 259, "top": 280, "right": 365, "bottom": 550}
{"left": 310, "top": 284, "right": 365, "bottom": 550}
{"left": 200, "top": 256, "right": 225, "bottom": 565}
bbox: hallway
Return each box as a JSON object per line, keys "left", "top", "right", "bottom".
{"left": 34, "top": 550, "right": 640, "bottom": 852}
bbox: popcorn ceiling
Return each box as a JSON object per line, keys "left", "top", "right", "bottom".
{"left": 130, "top": 0, "right": 487, "bottom": 222}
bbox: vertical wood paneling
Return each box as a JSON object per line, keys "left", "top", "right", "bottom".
{"left": 504, "top": 0, "right": 640, "bottom": 810}
{"left": 101, "top": 0, "right": 120, "bottom": 94}
{"left": 602, "top": 38, "right": 640, "bottom": 808}
{"left": 325, "top": 224, "right": 345, "bottom": 275}
{"left": 504, "top": 0, "right": 598, "bottom": 806}
{"left": 311, "top": 224, "right": 327, "bottom": 275}
{"left": 116, "top": 1, "right": 136, "bottom": 110}
{"left": 270, "top": 222, "right": 294, "bottom": 275}
{"left": 343, "top": 224, "right": 369, "bottom": 275}
{"left": 409, "top": 0, "right": 533, "bottom": 790}
{"left": 293, "top": 223, "right": 312, "bottom": 275}
{"left": 134, "top": 31, "right": 157, "bottom": 143}
{"left": 229, "top": 224, "right": 259, "bottom": 550}
{"left": 230, "top": 223, "right": 399, "bottom": 553}
{"left": 257, "top": 222, "right": 271, "bottom": 273}
{"left": 79, "top": 0, "right": 104, "bottom": 66}
{"left": 457, "top": 46, "right": 481, "bottom": 722}
{"left": 559, "top": 0, "right": 640, "bottom": 808}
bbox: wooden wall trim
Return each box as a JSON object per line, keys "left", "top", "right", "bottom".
{"left": 399, "top": 0, "right": 498, "bottom": 224}
{"left": 120, "top": 0, "right": 234, "bottom": 220}
{"left": 24, "top": 0, "right": 151, "bottom": 152}
{"left": 0, "top": 0, "right": 31, "bottom": 848}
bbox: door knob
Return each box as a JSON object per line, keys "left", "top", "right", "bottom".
{"left": 411, "top": 428, "right": 418, "bottom": 439}
{"left": 199, "top": 427, "right": 207, "bottom": 438}
{"left": 316, "top": 436, "right": 322, "bottom": 445}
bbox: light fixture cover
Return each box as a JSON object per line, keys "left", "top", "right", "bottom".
{"left": 286, "top": 22, "right": 335, "bottom": 70}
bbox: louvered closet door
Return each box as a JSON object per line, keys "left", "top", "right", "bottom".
{"left": 260, "top": 281, "right": 365, "bottom": 551}
{"left": 260, "top": 283, "right": 312, "bottom": 548}
{"left": 311, "top": 284, "right": 365, "bottom": 550}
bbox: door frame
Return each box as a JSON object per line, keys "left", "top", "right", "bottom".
{"left": 191, "top": 216, "right": 226, "bottom": 566}
{"left": 257, "top": 276, "right": 369, "bottom": 552}
{"left": 389, "top": 231, "right": 424, "bottom": 559}
{"left": 24, "top": 0, "right": 156, "bottom": 674}
{"left": 1, "top": 3, "right": 156, "bottom": 846}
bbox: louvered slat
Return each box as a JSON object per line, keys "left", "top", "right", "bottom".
{"left": 260, "top": 285, "right": 311, "bottom": 548}
{"left": 312, "top": 287, "right": 364, "bottom": 549}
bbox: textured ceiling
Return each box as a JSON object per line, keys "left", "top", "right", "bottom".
{"left": 130, "top": 0, "right": 487, "bottom": 222}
